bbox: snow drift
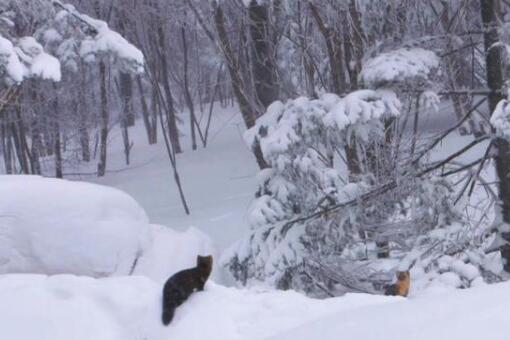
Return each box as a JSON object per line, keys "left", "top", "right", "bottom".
{"left": 0, "top": 274, "right": 164, "bottom": 340}
{"left": 0, "top": 175, "right": 151, "bottom": 277}
{"left": 2, "top": 273, "right": 510, "bottom": 340}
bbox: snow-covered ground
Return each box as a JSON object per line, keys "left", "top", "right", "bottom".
{"left": 1, "top": 272, "right": 509, "bottom": 340}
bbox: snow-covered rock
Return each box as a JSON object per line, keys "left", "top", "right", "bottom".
{"left": 0, "top": 175, "right": 151, "bottom": 277}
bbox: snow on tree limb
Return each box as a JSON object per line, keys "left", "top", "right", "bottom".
{"left": 0, "top": 34, "right": 61, "bottom": 83}
{"left": 0, "top": 0, "right": 144, "bottom": 85}
{"left": 490, "top": 94, "right": 510, "bottom": 138}
{"left": 360, "top": 48, "right": 440, "bottom": 89}
{"left": 53, "top": 1, "right": 144, "bottom": 74}
{"left": 245, "top": 90, "right": 401, "bottom": 167}
{"left": 0, "top": 34, "right": 24, "bottom": 82}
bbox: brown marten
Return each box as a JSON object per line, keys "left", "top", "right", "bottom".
{"left": 384, "top": 270, "right": 410, "bottom": 297}
{"left": 162, "top": 255, "right": 213, "bottom": 325}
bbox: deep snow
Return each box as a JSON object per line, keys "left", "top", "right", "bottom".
{"left": 0, "top": 175, "right": 151, "bottom": 277}
{"left": 2, "top": 273, "right": 510, "bottom": 340}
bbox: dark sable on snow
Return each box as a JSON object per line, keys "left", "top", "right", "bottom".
{"left": 161, "top": 255, "right": 213, "bottom": 325}
{"left": 384, "top": 271, "right": 410, "bottom": 297}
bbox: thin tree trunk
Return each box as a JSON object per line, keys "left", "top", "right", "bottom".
{"left": 97, "top": 61, "right": 109, "bottom": 177}
{"left": 137, "top": 76, "right": 156, "bottom": 144}
{"left": 29, "top": 84, "right": 42, "bottom": 175}
{"left": 79, "top": 71, "right": 91, "bottom": 162}
{"left": 1, "top": 119, "right": 13, "bottom": 174}
{"left": 181, "top": 24, "right": 198, "bottom": 150}
{"left": 11, "top": 108, "right": 30, "bottom": 174}
{"left": 309, "top": 1, "right": 346, "bottom": 94}
{"left": 157, "top": 25, "right": 182, "bottom": 154}
{"left": 52, "top": 82, "right": 63, "bottom": 178}
{"left": 157, "top": 95, "right": 191, "bottom": 215}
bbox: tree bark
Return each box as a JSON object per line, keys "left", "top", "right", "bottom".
{"left": 181, "top": 24, "right": 198, "bottom": 150}
{"left": 480, "top": 0, "right": 510, "bottom": 272}
{"left": 213, "top": 3, "right": 268, "bottom": 169}
{"left": 52, "top": 82, "right": 63, "bottom": 178}
{"left": 137, "top": 76, "right": 157, "bottom": 144}
{"left": 248, "top": 0, "right": 280, "bottom": 109}
{"left": 157, "top": 24, "right": 182, "bottom": 154}
{"left": 97, "top": 61, "right": 109, "bottom": 177}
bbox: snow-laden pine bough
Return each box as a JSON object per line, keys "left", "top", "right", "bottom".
{"left": 222, "top": 47, "right": 502, "bottom": 297}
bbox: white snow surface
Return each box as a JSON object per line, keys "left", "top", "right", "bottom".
{"left": 270, "top": 281, "right": 510, "bottom": 340}
{"left": 0, "top": 175, "right": 151, "bottom": 277}
{"left": 2, "top": 273, "right": 510, "bottom": 340}
{"left": 134, "top": 224, "right": 217, "bottom": 284}
{"left": 56, "top": 4, "right": 144, "bottom": 73}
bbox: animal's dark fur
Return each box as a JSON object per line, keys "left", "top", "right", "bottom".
{"left": 384, "top": 271, "right": 410, "bottom": 297}
{"left": 161, "top": 255, "right": 213, "bottom": 325}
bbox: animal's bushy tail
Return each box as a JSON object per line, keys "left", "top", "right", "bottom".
{"left": 162, "top": 305, "right": 175, "bottom": 326}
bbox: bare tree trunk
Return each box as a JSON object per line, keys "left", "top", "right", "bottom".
{"left": 0, "top": 118, "right": 13, "bottom": 174}
{"left": 137, "top": 76, "right": 157, "bottom": 144}
{"left": 248, "top": 0, "right": 280, "bottom": 109}
{"left": 181, "top": 24, "right": 198, "bottom": 150}
{"left": 121, "top": 122, "right": 131, "bottom": 166}
{"left": 157, "top": 25, "right": 182, "bottom": 154}
{"left": 28, "top": 84, "right": 42, "bottom": 174}
{"left": 212, "top": 3, "right": 268, "bottom": 169}
{"left": 309, "top": 1, "right": 346, "bottom": 94}
{"left": 157, "top": 92, "right": 191, "bottom": 215}
{"left": 480, "top": 0, "right": 510, "bottom": 272}
{"left": 52, "top": 82, "right": 63, "bottom": 178}
{"left": 78, "top": 71, "right": 91, "bottom": 162}
{"left": 97, "top": 61, "right": 109, "bottom": 177}
{"left": 118, "top": 73, "right": 134, "bottom": 165}
{"left": 11, "top": 107, "right": 30, "bottom": 174}
{"left": 120, "top": 72, "right": 135, "bottom": 127}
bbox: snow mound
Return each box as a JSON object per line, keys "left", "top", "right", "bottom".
{"left": 0, "top": 175, "right": 151, "bottom": 277}
{"left": 134, "top": 225, "right": 217, "bottom": 283}
{"left": 0, "top": 274, "right": 165, "bottom": 340}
